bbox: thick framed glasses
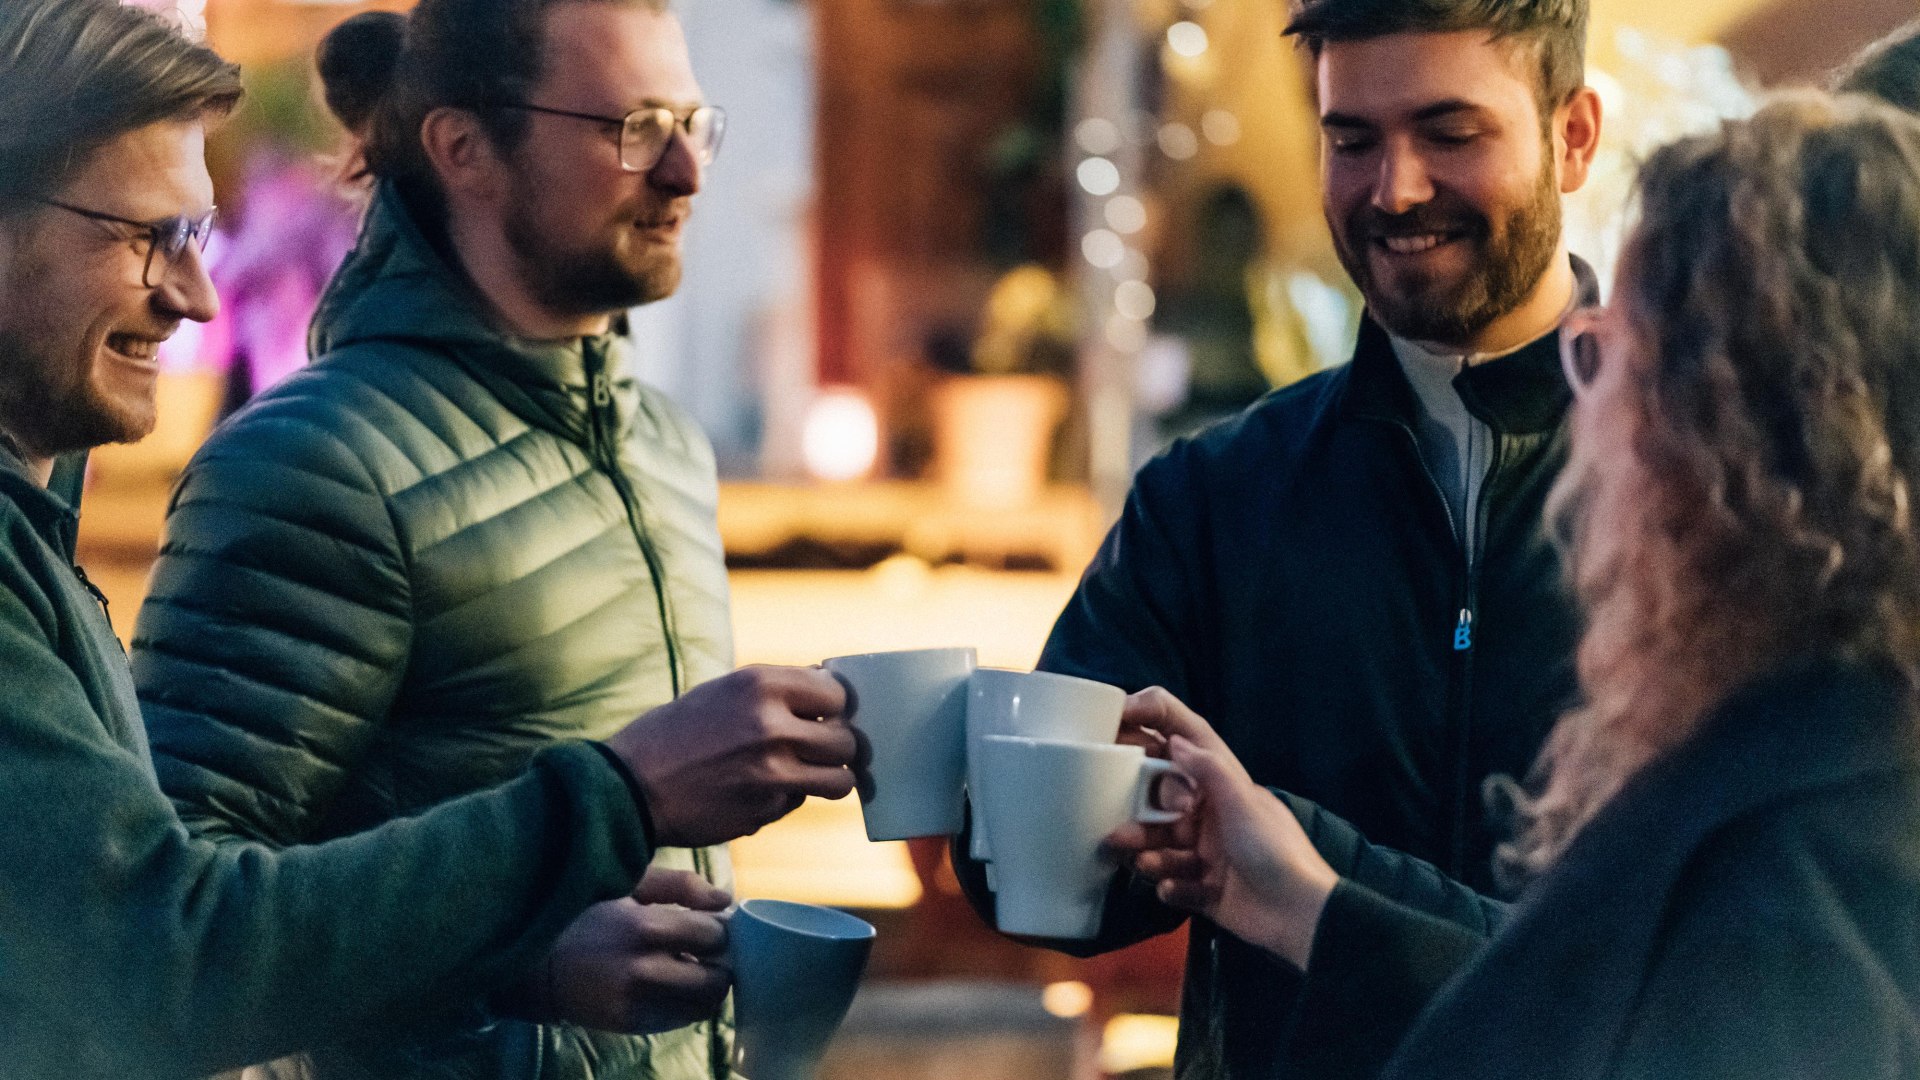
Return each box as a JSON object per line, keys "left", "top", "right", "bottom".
{"left": 35, "top": 198, "right": 216, "bottom": 288}
{"left": 497, "top": 102, "right": 727, "bottom": 173}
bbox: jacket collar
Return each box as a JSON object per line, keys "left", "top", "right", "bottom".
{"left": 308, "top": 182, "right": 640, "bottom": 439}
{"left": 0, "top": 444, "right": 81, "bottom": 562}
{"left": 1340, "top": 255, "right": 1599, "bottom": 437}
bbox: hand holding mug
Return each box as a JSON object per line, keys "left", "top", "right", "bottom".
{"left": 503, "top": 867, "right": 733, "bottom": 1034}
{"left": 606, "top": 666, "right": 857, "bottom": 847}
{"left": 1107, "top": 688, "right": 1338, "bottom": 971}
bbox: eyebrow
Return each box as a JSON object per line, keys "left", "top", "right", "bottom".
{"left": 634, "top": 96, "right": 704, "bottom": 113}
{"left": 1321, "top": 100, "right": 1495, "bottom": 129}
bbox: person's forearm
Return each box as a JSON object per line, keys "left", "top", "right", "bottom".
{"left": 1273, "top": 789, "right": 1509, "bottom": 935}
{"left": 5, "top": 739, "right": 651, "bottom": 1078}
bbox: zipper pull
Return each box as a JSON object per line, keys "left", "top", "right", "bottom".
{"left": 1453, "top": 608, "right": 1474, "bottom": 651}
{"left": 72, "top": 564, "right": 112, "bottom": 623}
{"left": 591, "top": 371, "right": 613, "bottom": 409}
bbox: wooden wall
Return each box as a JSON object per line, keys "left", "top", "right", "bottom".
{"left": 812, "top": 0, "right": 1046, "bottom": 392}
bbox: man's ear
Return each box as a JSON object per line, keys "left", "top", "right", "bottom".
{"left": 1555, "top": 85, "right": 1604, "bottom": 195}
{"left": 419, "top": 106, "right": 509, "bottom": 205}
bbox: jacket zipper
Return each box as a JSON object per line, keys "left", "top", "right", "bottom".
{"left": 583, "top": 350, "right": 726, "bottom": 1078}
{"left": 582, "top": 348, "right": 684, "bottom": 698}
{"left": 1390, "top": 419, "right": 1494, "bottom": 877}
{"left": 1451, "top": 432, "right": 1498, "bottom": 870}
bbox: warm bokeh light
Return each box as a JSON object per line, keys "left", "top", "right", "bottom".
{"left": 1041, "top": 981, "right": 1094, "bottom": 1019}
{"left": 1202, "top": 108, "right": 1242, "bottom": 146}
{"left": 1082, "top": 229, "right": 1127, "bottom": 269}
{"left": 1074, "top": 117, "right": 1122, "bottom": 156}
{"left": 1100, "top": 1014, "right": 1180, "bottom": 1074}
{"left": 1114, "top": 281, "right": 1157, "bottom": 322}
{"left": 1166, "top": 21, "right": 1209, "bottom": 58}
{"left": 1076, "top": 156, "right": 1122, "bottom": 196}
{"left": 1104, "top": 195, "right": 1148, "bottom": 235}
{"left": 1157, "top": 122, "right": 1199, "bottom": 161}
{"left": 801, "top": 388, "right": 880, "bottom": 483}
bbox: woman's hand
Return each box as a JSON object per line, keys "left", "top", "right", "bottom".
{"left": 1107, "top": 688, "right": 1339, "bottom": 971}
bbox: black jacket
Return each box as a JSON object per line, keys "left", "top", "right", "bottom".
{"left": 957, "top": 271, "right": 1591, "bottom": 1079}
{"left": 1376, "top": 657, "right": 1920, "bottom": 1080}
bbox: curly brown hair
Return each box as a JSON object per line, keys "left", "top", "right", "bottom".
{"left": 1503, "top": 92, "right": 1920, "bottom": 879}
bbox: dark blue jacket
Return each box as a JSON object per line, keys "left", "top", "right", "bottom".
{"left": 958, "top": 269, "right": 1591, "bottom": 1078}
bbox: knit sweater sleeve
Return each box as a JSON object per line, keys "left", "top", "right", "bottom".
{"left": 0, "top": 536, "right": 654, "bottom": 1078}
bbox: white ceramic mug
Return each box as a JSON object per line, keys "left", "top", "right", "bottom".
{"left": 966, "top": 668, "right": 1126, "bottom": 863}
{"left": 823, "top": 647, "right": 976, "bottom": 841}
{"left": 976, "top": 735, "right": 1185, "bottom": 940}
{"left": 728, "top": 899, "right": 877, "bottom": 1080}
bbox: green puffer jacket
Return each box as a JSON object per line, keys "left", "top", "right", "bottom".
{"left": 131, "top": 184, "right": 737, "bottom": 1080}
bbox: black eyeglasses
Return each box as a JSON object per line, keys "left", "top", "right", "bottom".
{"left": 496, "top": 102, "right": 727, "bottom": 173}
{"left": 35, "top": 198, "right": 216, "bottom": 288}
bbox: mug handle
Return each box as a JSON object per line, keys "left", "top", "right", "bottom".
{"left": 1132, "top": 757, "right": 1187, "bottom": 825}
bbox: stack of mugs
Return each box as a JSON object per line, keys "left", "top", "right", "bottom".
{"left": 824, "top": 648, "right": 1186, "bottom": 940}
{"left": 729, "top": 648, "right": 1186, "bottom": 1080}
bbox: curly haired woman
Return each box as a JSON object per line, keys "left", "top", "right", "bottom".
{"left": 1121, "top": 92, "right": 1920, "bottom": 1080}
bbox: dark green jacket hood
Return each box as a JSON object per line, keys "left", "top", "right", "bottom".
{"left": 308, "top": 182, "right": 630, "bottom": 448}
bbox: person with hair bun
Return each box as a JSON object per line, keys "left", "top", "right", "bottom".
{"left": 0, "top": 0, "right": 856, "bottom": 1076}
{"left": 315, "top": 10, "right": 408, "bottom": 142}
{"left": 1126, "top": 91, "right": 1920, "bottom": 1080}
{"left": 131, "top": 1, "right": 752, "bottom": 1078}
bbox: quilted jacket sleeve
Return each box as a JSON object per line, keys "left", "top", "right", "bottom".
{"left": 133, "top": 398, "right": 412, "bottom": 846}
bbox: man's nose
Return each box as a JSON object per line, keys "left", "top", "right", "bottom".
{"left": 1372, "top": 143, "right": 1435, "bottom": 217}
{"left": 152, "top": 242, "right": 219, "bottom": 325}
{"left": 648, "top": 131, "right": 702, "bottom": 198}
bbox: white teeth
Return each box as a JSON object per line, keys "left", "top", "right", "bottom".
{"left": 1383, "top": 234, "right": 1444, "bottom": 254}
{"left": 107, "top": 337, "right": 158, "bottom": 361}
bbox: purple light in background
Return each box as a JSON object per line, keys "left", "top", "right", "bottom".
{"left": 201, "top": 157, "right": 362, "bottom": 397}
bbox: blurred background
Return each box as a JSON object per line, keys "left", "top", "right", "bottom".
{"left": 87, "top": 0, "right": 1915, "bottom": 1076}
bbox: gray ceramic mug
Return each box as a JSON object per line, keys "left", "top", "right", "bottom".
{"left": 727, "top": 899, "right": 877, "bottom": 1080}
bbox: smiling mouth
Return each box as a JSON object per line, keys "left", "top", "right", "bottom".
{"left": 1375, "top": 231, "right": 1468, "bottom": 256}
{"left": 105, "top": 333, "right": 166, "bottom": 363}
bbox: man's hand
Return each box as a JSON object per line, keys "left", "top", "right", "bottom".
{"left": 1105, "top": 688, "right": 1338, "bottom": 972}
{"left": 503, "top": 868, "right": 734, "bottom": 1034}
{"left": 606, "top": 666, "right": 857, "bottom": 848}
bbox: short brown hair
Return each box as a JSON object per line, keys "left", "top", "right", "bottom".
{"left": 1286, "top": 0, "right": 1588, "bottom": 117}
{"left": 0, "top": 0, "right": 242, "bottom": 213}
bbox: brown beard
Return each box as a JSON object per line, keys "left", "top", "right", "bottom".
{"left": 0, "top": 255, "right": 154, "bottom": 459}
{"left": 1332, "top": 155, "right": 1562, "bottom": 346}
{"left": 502, "top": 169, "right": 684, "bottom": 320}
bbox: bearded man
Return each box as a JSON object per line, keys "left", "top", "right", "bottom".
{"left": 129, "top": 1, "right": 777, "bottom": 1077}
{"left": 954, "top": 2, "right": 1605, "bottom": 1079}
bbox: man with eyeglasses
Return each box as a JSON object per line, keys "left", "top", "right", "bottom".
{"left": 0, "top": 1, "right": 859, "bottom": 1077}
{"left": 127, "top": 2, "right": 773, "bottom": 1079}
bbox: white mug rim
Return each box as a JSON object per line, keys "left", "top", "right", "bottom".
{"left": 735, "top": 898, "right": 877, "bottom": 943}
{"left": 823, "top": 646, "right": 977, "bottom": 667}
